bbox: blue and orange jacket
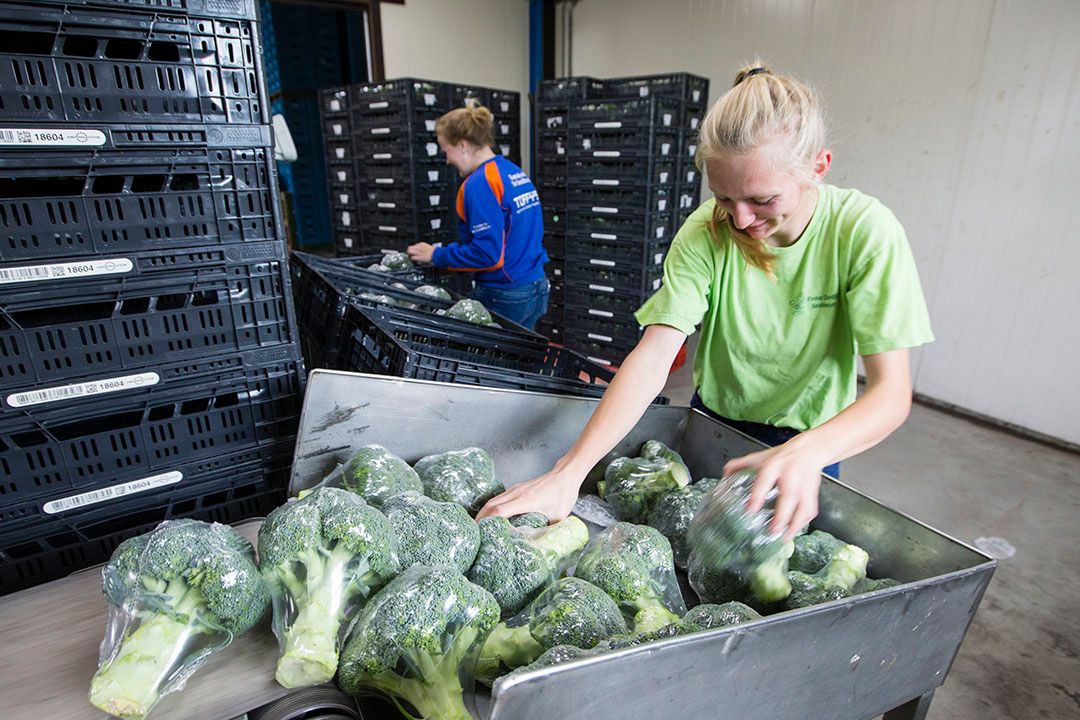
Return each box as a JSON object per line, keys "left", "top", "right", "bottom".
{"left": 431, "top": 155, "right": 548, "bottom": 287}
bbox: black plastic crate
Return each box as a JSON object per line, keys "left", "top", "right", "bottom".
{"left": 363, "top": 205, "right": 452, "bottom": 234}
{"left": 351, "top": 78, "right": 451, "bottom": 108}
{"left": 0, "top": 447, "right": 288, "bottom": 596}
{"left": 0, "top": 352, "right": 302, "bottom": 512}
{"left": 564, "top": 283, "right": 651, "bottom": 319}
{"left": 333, "top": 229, "right": 367, "bottom": 256}
{"left": 565, "top": 258, "right": 664, "bottom": 297}
{"left": 489, "top": 90, "right": 521, "bottom": 115}
{"left": 537, "top": 104, "right": 569, "bottom": 132}
{"left": 564, "top": 305, "right": 643, "bottom": 344}
{"left": 0, "top": 248, "right": 297, "bottom": 386}
{"left": 358, "top": 159, "right": 457, "bottom": 187}
{"left": 542, "top": 232, "right": 566, "bottom": 260}
{"left": 330, "top": 204, "right": 361, "bottom": 230}
{"left": 566, "top": 184, "right": 674, "bottom": 217}
{"left": 566, "top": 233, "right": 670, "bottom": 270}
{"left": 360, "top": 183, "right": 454, "bottom": 213}
{"left": 546, "top": 257, "right": 565, "bottom": 284}
{"left": 568, "top": 156, "right": 676, "bottom": 189}
{"left": 538, "top": 181, "right": 567, "bottom": 208}
{"left": 451, "top": 84, "right": 491, "bottom": 108}
{"left": 569, "top": 208, "right": 674, "bottom": 244}
{"left": 537, "top": 133, "right": 569, "bottom": 159}
{"left": 677, "top": 129, "right": 700, "bottom": 165}
{"left": 491, "top": 116, "right": 519, "bottom": 139}
{"left": 341, "top": 304, "right": 614, "bottom": 393}
{"left": 0, "top": 122, "right": 273, "bottom": 153}
{"left": 319, "top": 86, "right": 351, "bottom": 118}
{"left": 351, "top": 109, "right": 443, "bottom": 144}
{"left": 568, "top": 128, "right": 679, "bottom": 160}
{"left": 0, "top": 147, "right": 278, "bottom": 263}
{"left": 538, "top": 77, "right": 606, "bottom": 101}
{"left": 676, "top": 186, "right": 702, "bottom": 215}
{"left": 563, "top": 331, "right": 637, "bottom": 368}
{"left": 569, "top": 97, "right": 681, "bottom": 131}
{"left": 602, "top": 73, "right": 709, "bottom": 105}
{"left": 37, "top": 0, "right": 259, "bottom": 21}
{"left": 0, "top": 3, "right": 266, "bottom": 126}
{"left": 682, "top": 104, "right": 706, "bottom": 133}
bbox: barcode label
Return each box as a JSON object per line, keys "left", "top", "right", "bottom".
{"left": 426, "top": 120, "right": 437, "bottom": 131}
{"left": 500, "top": 101, "right": 510, "bottom": 112}
{"left": 424, "top": 93, "right": 436, "bottom": 106}
{"left": 343, "top": 237, "right": 354, "bottom": 248}
{"left": 0, "top": 127, "right": 106, "bottom": 148}
{"left": 662, "top": 113, "right": 673, "bottom": 126}
{"left": 589, "top": 284, "right": 615, "bottom": 293}
{"left": 553, "top": 268, "right": 563, "bottom": 276}
{"left": 375, "top": 178, "right": 394, "bottom": 185}
{"left": 335, "top": 148, "right": 346, "bottom": 159}
{"left": 653, "top": 278, "right": 662, "bottom": 290}
{"left": 594, "top": 151, "right": 621, "bottom": 158}
{"left": 660, "top": 172, "right": 670, "bottom": 184}
{"left": 588, "top": 333, "right": 613, "bottom": 343}
{"left": 379, "top": 226, "right": 398, "bottom": 232}
{"left": 692, "top": 89, "right": 702, "bottom": 102}
{"left": 370, "top": 101, "right": 389, "bottom": 109}
{"left": 332, "top": 123, "right": 343, "bottom": 135}
{"left": 340, "top": 212, "right": 352, "bottom": 226}
{"left": 8, "top": 372, "right": 160, "bottom": 408}
{"left": 0, "top": 258, "right": 133, "bottom": 286}
{"left": 639, "top": 87, "right": 649, "bottom": 97}
{"left": 657, "top": 227, "right": 666, "bottom": 238}
{"left": 588, "top": 355, "right": 615, "bottom": 366}
{"left": 588, "top": 309, "right": 614, "bottom": 318}
{"left": 658, "top": 200, "right": 668, "bottom": 211}
{"left": 691, "top": 118, "right": 700, "bottom": 130}
{"left": 336, "top": 170, "right": 347, "bottom": 182}
{"left": 661, "top": 143, "right": 672, "bottom": 155}
{"left": 426, "top": 143, "right": 438, "bottom": 156}
{"left": 592, "top": 206, "right": 619, "bottom": 215}
{"left": 428, "top": 170, "right": 439, "bottom": 181}
{"left": 371, "top": 127, "right": 390, "bottom": 135}
{"left": 374, "top": 152, "right": 392, "bottom": 160}
{"left": 501, "top": 145, "right": 510, "bottom": 155}
{"left": 594, "top": 121, "right": 622, "bottom": 129}
{"left": 590, "top": 259, "right": 616, "bottom": 267}
{"left": 43, "top": 471, "right": 183, "bottom": 514}
{"left": 654, "top": 253, "right": 664, "bottom": 265}
{"left": 338, "top": 193, "right": 350, "bottom": 204}
{"left": 591, "top": 233, "right": 617, "bottom": 240}
{"left": 329, "top": 99, "right": 342, "bottom": 112}
{"left": 592, "top": 179, "right": 619, "bottom": 186}
{"left": 377, "top": 202, "right": 396, "bottom": 209}
{"left": 429, "top": 194, "right": 441, "bottom": 206}
{"left": 688, "top": 144, "right": 698, "bottom": 155}
{"left": 431, "top": 219, "right": 442, "bottom": 229}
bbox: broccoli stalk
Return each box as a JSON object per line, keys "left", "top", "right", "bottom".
{"left": 475, "top": 624, "right": 545, "bottom": 684}
{"left": 749, "top": 540, "right": 795, "bottom": 602}
{"left": 785, "top": 542, "right": 870, "bottom": 610}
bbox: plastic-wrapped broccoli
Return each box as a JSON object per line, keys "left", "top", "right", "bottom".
{"left": 476, "top": 577, "right": 626, "bottom": 684}
{"left": 358, "top": 291, "right": 397, "bottom": 306}
{"left": 367, "top": 263, "right": 389, "bottom": 273}
{"left": 683, "top": 601, "right": 761, "bottom": 629}
{"left": 337, "top": 565, "right": 500, "bottom": 720}
{"left": 301, "top": 445, "right": 424, "bottom": 509}
{"left": 648, "top": 476, "right": 721, "bottom": 569}
{"left": 571, "top": 522, "right": 686, "bottom": 633}
{"left": 857, "top": 577, "right": 902, "bottom": 593}
{"left": 444, "top": 299, "right": 492, "bottom": 325}
{"left": 469, "top": 515, "right": 590, "bottom": 618}
{"left": 380, "top": 251, "right": 413, "bottom": 270}
{"left": 510, "top": 512, "right": 550, "bottom": 529}
{"left": 381, "top": 491, "right": 480, "bottom": 574}
{"left": 784, "top": 542, "right": 869, "bottom": 610}
{"left": 687, "top": 469, "right": 794, "bottom": 605}
{"left": 413, "top": 447, "right": 504, "bottom": 514}
{"left": 258, "top": 487, "right": 400, "bottom": 688}
{"left": 789, "top": 529, "right": 847, "bottom": 573}
{"left": 89, "top": 520, "right": 270, "bottom": 719}
{"left": 599, "top": 441, "right": 691, "bottom": 523}
{"left": 687, "top": 538, "right": 793, "bottom": 610}
{"left": 413, "top": 284, "right": 452, "bottom": 301}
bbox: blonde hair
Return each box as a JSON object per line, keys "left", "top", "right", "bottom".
{"left": 436, "top": 98, "right": 494, "bottom": 149}
{"left": 696, "top": 61, "right": 827, "bottom": 274}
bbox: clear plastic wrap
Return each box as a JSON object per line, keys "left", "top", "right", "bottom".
{"left": 647, "top": 476, "right": 721, "bottom": 569}
{"left": 413, "top": 447, "right": 504, "bottom": 515}
{"left": 570, "top": 522, "right": 687, "bottom": 633}
{"left": 337, "top": 565, "right": 500, "bottom": 720}
{"left": 258, "top": 487, "right": 400, "bottom": 689}
{"left": 413, "top": 284, "right": 452, "bottom": 301}
{"left": 687, "top": 469, "right": 794, "bottom": 606}
{"left": 89, "top": 519, "right": 270, "bottom": 720}
{"left": 380, "top": 251, "right": 413, "bottom": 270}
{"left": 683, "top": 601, "right": 762, "bottom": 629}
{"left": 381, "top": 491, "right": 481, "bottom": 574}
{"left": 475, "top": 576, "right": 627, "bottom": 684}
{"left": 598, "top": 441, "right": 692, "bottom": 523}
{"left": 468, "top": 515, "right": 590, "bottom": 618}
{"left": 305, "top": 445, "right": 423, "bottom": 509}
{"left": 443, "top": 299, "right": 493, "bottom": 325}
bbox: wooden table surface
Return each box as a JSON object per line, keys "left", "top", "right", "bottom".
{"left": 0, "top": 521, "right": 292, "bottom": 720}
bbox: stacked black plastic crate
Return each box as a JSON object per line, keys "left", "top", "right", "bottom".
{"left": 0, "top": 0, "right": 303, "bottom": 594}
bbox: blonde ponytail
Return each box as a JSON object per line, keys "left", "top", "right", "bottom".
{"left": 436, "top": 98, "right": 495, "bottom": 149}
{"left": 697, "top": 61, "right": 828, "bottom": 275}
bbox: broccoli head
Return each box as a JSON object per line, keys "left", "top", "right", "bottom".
{"left": 857, "top": 577, "right": 901, "bottom": 593}
{"left": 647, "top": 476, "right": 721, "bottom": 569}
{"left": 789, "top": 530, "right": 846, "bottom": 574}
{"left": 380, "top": 251, "right": 413, "bottom": 270}
{"left": 89, "top": 520, "right": 269, "bottom": 719}
{"left": 258, "top": 487, "right": 400, "bottom": 688}
{"left": 571, "top": 522, "right": 686, "bottom": 633}
{"left": 413, "top": 285, "right": 452, "bottom": 301}
{"left": 338, "top": 445, "right": 424, "bottom": 508}
{"left": 444, "top": 299, "right": 492, "bottom": 325}
{"left": 468, "top": 515, "right": 590, "bottom": 617}
{"left": 687, "top": 538, "right": 794, "bottom": 610}
{"left": 476, "top": 577, "right": 626, "bottom": 683}
{"left": 639, "top": 440, "right": 688, "bottom": 469}
{"left": 337, "top": 565, "right": 500, "bottom": 720}
{"left": 510, "top": 512, "right": 550, "bottom": 529}
{"left": 413, "top": 447, "right": 504, "bottom": 514}
{"left": 510, "top": 644, "right": 600, "bottom": 676}
{"left": 683, "top": 601, "right": 761, "bottom": 629}
{"left": 785, "top": 542, "right": 869, "bottom": 610}
{"left": 382, "top": 491, "right": 481, "bottom": 574}
{"left": 598, "top": 441, "right": 691, "bottom": 523}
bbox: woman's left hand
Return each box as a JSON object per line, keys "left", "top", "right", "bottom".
{"left": 406, "top": 242, "right": 435, "bottom": 263}
{"left": 723, "top": 438, "right": 828, "bottom": 541}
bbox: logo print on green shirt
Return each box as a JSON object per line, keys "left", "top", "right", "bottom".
{"left": 790, "top": 293, "right": 839, "bottom": 316}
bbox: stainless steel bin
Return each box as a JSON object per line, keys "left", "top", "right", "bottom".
{"left": 291, "top": 371, "right": 995, "bottom": 720}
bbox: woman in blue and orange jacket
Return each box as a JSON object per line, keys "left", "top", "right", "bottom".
{"left": 406, "top": 102, "right": 549, "bottom": 329}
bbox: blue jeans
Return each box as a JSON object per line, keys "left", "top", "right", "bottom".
{"left": 471, "top": 278, "right": 550, "bottom": 330}
{"left": 691, "top": 393, "right": 840, "bottom": 478}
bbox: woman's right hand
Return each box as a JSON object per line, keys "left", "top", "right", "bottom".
{"left": 475, "top": 466, "right": 583, "bottom": 522}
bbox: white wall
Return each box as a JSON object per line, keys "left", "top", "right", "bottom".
{"left": 558, "top": 0, "right": 1080, "bottom": 445}
{"left": 380, "top": 0, "right": 530, "bottom": 164}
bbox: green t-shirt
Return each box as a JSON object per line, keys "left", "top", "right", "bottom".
{"left": 635, "top": 184, "right": 934, "bottom": 431}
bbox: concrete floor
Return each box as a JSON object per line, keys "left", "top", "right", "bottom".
{"left": 661, "top": 351, "right": 1080, "bottom": 720}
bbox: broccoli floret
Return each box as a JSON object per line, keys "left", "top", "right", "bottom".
{"left": 512, "top": 644, "right": 600, "bottom": 675}
{"left": 469, "top": 516, "right": 590, "bottom": 617}
{"left": 785, "top": 542, "right": 869, "bottom": 610}
{"left": 258, "top": 487, "right": 400, "bottom": 688}
{"left": 687, "top": 539, "right": 794, "bottom": 609}
{"left": 789, "top": 530, "right": 846, "bottom": 574}
{"left": 598, "top": 441, "right": 691, "bottom": 523}
{"left": 647, "top": 476, "right": 721, "bottom": 569}
{"left": 857, "top": 577, "right": 901, "bottom": 593}
{"left": 380, "top": 251, "right": 413, "bottom": 270}
{"left": 510, "top": 512, "right": 550, "bottom": 529}
{"left": 683, "top": 601, "right": 761, "bottom": 629}
{"left": 89, "top": 520, "right": 269, "bottom": 719}
{"left": 413, "top": 447, "right": 504, "bottom": 514}
{"left": 338, "top": 445, "right": 424, "bottom": 508}
{"left": 639, "top": 440, "right": 688, "bottom": 469}
{"left": 602, "top": 619, "right": 701, "bottom": 650}
{"left": 381, "top": 491, "right": 480, "bottom": 574}
{"left": 337, "top": 565, "right": 500, "bottom": 720}
{"left": 445, "top": 299, "right": 492, "bottom": 325}
{"left": 476, "top": 577, "right": 626, "bottom": 683}
{"left": 413, "top": 285, "right": 452, "bottom": 301}
{"left": 571, "top": 522, "right": 686, "bottom": 633}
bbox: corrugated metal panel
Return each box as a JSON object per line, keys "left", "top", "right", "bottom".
{"left": 561, "top": 0, "right": 1080, "bottom": 444}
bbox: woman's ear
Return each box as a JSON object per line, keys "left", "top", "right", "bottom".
{"left": 812, "top": 149, "right": 832, "bottom": 181}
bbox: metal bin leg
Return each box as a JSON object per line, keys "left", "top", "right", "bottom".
{"left": 882, "top": 689, "right": 935, "bottom": 720}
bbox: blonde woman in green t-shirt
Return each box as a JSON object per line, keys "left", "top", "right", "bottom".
{"left": 478, "top": 63, "right": 933, "bottom": 540}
